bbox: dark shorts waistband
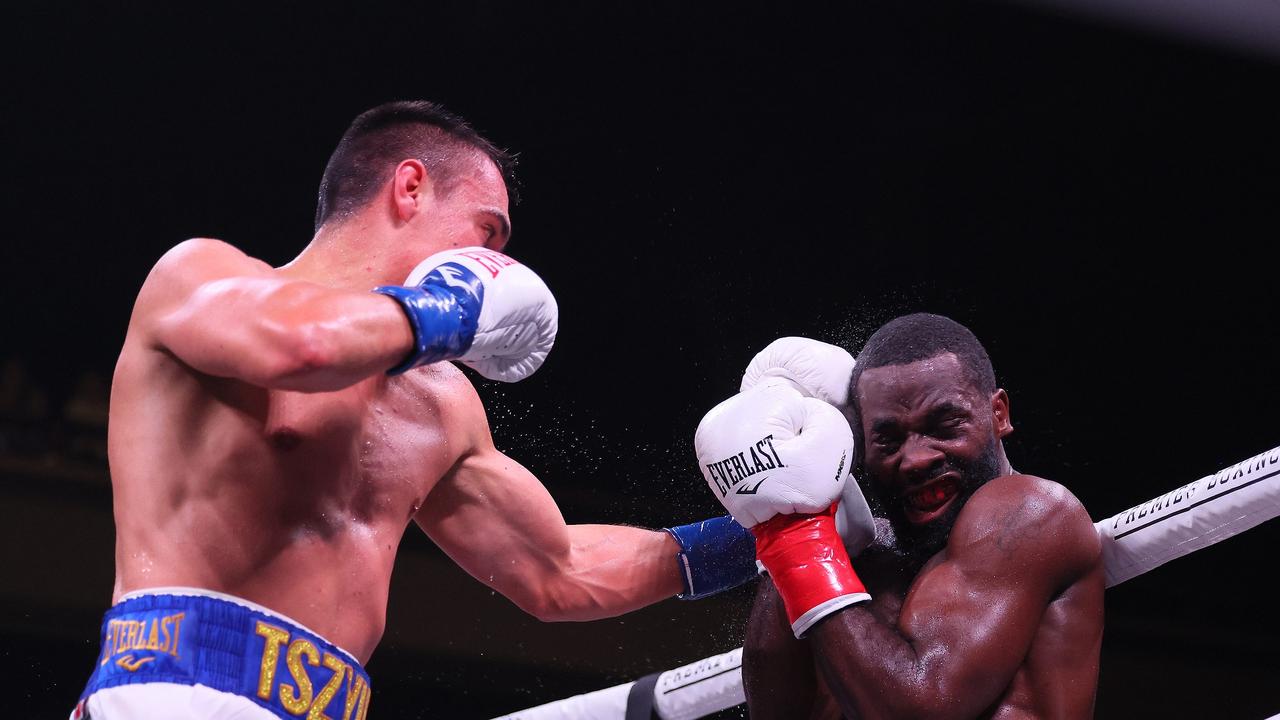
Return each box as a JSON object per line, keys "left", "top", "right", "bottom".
{"left": 81, "top": 591, "right": 372, "bottom": 719}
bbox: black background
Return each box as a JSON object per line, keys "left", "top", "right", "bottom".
{"left": 4, "top": 2, "right": 1279, "bottom": 717}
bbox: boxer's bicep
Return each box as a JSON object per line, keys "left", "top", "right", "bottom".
{"left": 415, "top": 444, "right": 573, "bottom": 616}
{"left": 416, "top": 444, "right": 680, "bottom": 621}
{"left": 142, "top": 239, "right": 409, "bottom": 390}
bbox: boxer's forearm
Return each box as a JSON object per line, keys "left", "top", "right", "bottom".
{"left": 811, "top": 606, "right": 959, "bottom": 720}
{"left": 812, "top": 604, "right": 1029, "bottom": 720}
{"left": 158, "top": 278, "right": 413, "bottom": 391}
{"left": 252, "top": 290, "right": 413, "bottom": 391}
{"left": 533, "top": 525, "right": 683, "bottom": 621}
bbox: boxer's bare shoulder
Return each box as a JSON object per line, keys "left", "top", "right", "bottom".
{"left": 153, "top": 236, "right": 264, "bottom": 268}
{"left": 120, "top": 239, "right": 282, "bottom": 382}
{"left": 949, "top": 474, "right": 1101, "bottom": 576}
{"left": 131, "top": 238, "right": 272, "bottom": 319}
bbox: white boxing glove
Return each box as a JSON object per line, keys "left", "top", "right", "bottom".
{"left": 740, "top": 337, "right": 875, "bottom": 555}
{"left": 696, "top": 378, "right": 854, "bottom": 528}
{"left": 740, "top": 337, "right": 856, "bottom": 415}
{"left": 695, "top": 378, "right": 869, "bottom": 636}
{"left": 375, "top": 246, "right": 558, "bottom": 382}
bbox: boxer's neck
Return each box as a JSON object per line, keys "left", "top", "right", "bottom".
{"left": 285, "top": 216, "right": 440, "bottom": 290}
{"left": 282, "top": 231, "right": 392, "bottom": 291}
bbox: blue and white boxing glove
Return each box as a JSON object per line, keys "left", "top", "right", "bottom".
{"left": 374, "top": 247, "right": 558, "bottom": 382}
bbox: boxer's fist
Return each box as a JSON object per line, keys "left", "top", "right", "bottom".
{"left": 695, "top": 379, "right": 854, "bottom": 529}
{"left": 695, "top": 379, "right": 867, "bottom": 636}
{"left": 741, "top": 337, "right": 874, "bottom": 555}
{"left": 375, "top": 247, "right": 558, "bottom": 382}
{"left": 740, "top": 337, "right": 855, "bottom": 416}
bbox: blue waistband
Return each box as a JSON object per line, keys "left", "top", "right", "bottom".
{"left": 80, "top": 592, "right": 372, "bottom": 719}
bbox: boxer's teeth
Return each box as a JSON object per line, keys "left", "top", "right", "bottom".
{"left": 907, "top": 478, "right": 958, "bottom": 512}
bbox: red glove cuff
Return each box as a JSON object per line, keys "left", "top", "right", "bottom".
{"left": 753, "top": 504, "right": 870, "bottom": 637}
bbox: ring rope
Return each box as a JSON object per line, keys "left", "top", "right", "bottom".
{"left": 493, "top": 443, "right": 1280, "bottom": 720}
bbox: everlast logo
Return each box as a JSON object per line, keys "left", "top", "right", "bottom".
{"left": 707, "top": 435, "right": 785, "bottom": 497}
{"left": 457, "top": 249, "right": 518, "bottom": 278}
{"left": 98, "top": 612, "right": 186, "bottom": 668}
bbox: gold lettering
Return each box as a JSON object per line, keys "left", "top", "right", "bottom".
{"left": 99, "top": 622, "right": 120, "bottom": 666}
{"left": 168, "top": 613, "right": 186, "bottom": 659}
{"left": 281, "top": 638, "right": 319, "bottom": 714}
{"left": 342, "top": 675, "right": 366, "bottom": 720}
{"left": 98, "top": 613, "right": 196, "bottom": 667}
{"left": 134, "top": 620, "right": 150, "bottom": 651}
{"left": 112, "top": 621, "right": 127, "bottom": 656}
{"left": 307, "top": 654, "right": 348, "bottom": 719}
{"left": 123, "top": 621, "right": 139, "bottom": 652}
{"left": 354, "top": 681, "right": 372, "bottom": 720}
{"left": 146, "top": 619, "right": 161, "bottom": 650}
{"left": 255, "top": 622, "right": 291, "bottom": 701}
{"left": 123, "top": 621, "right": 137, "bottom": 654}
{"left": 160, "top": 616, "right": 172, "bottom": 655}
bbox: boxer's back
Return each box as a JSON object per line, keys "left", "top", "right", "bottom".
{"left": 107, "top": 245, "right": 468, "bottom": 663}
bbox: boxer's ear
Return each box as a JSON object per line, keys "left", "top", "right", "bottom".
{"left": 392, "top": 159, "right": 434, "bottom": 222}
{"left": 992, "top": 389, "right": 1013, "bottom": 438}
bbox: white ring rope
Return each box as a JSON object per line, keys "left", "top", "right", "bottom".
{"left": 493, "top": 444, "right": 1280, "bottom": 720}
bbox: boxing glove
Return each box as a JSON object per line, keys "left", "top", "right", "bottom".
{"left": 696, "top": 379, "right": 869, "bottom": 636}
{"left": 740, "top": 336, "right": 874, "bottom": 556}
{"left": 374, "top": 247, "right": 558, "bottom": 382}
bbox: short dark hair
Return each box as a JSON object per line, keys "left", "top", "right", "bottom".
{"left": 849, "top": 313, "right": 998, "bottom": 459}
{"left": 314, "top": 100, "right": 517, "bottom": 230}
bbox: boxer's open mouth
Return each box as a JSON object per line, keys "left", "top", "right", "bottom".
{"left": 903, "top": 475, "right": 959, "bottom": 523}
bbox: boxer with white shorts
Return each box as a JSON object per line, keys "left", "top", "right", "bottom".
{"left": 74, "top": 101, "right": 757, "bottom": 718}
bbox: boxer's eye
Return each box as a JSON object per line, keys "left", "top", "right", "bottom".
{"left": 928, "top": 419, "right": 965, "bottom": 442}
{"left": 872, "top": 435, "right": 901, "bottom": 454}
